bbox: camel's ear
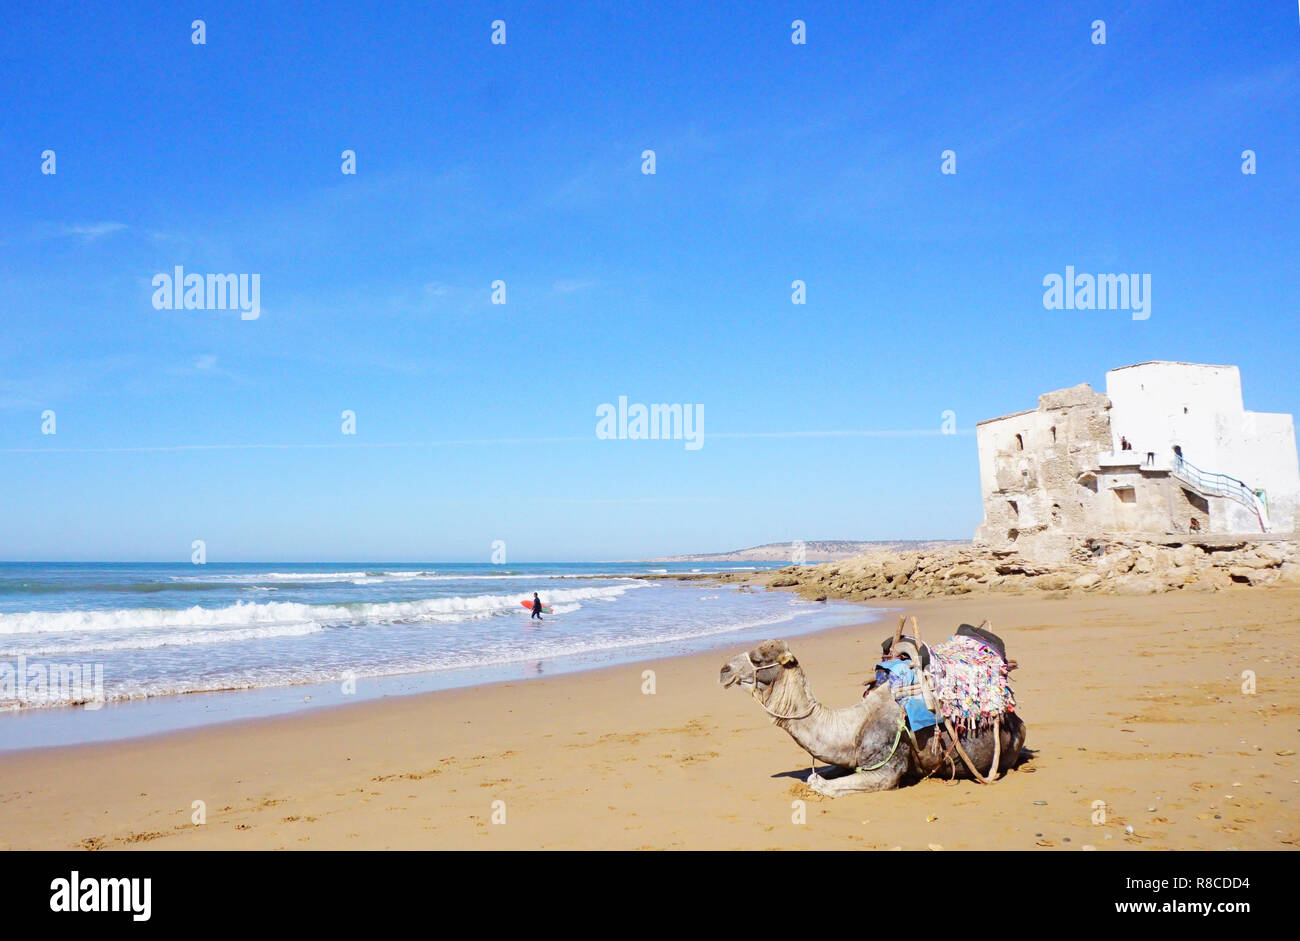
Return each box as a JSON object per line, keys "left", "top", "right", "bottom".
{"left": 777, "top": 651, "right": 798, "bottom": 667}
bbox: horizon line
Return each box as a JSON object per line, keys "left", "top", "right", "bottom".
{"left": 0, "top": 427, "right": 975, "bottom": 455}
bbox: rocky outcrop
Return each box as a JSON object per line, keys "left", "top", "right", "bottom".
{"left": 752, "top": 537, "right": 1300, "bottom": 601}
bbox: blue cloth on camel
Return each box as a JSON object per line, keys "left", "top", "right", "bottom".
{"left": 876, "top": 658, "right": 938, "bottom": 731}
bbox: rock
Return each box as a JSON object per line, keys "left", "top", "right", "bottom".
{"left": 1275, "top": 562, "right": 1300, "bottom": 584}
{"left": 1188, "top": 568, "right": 1232, "bottom": 591}
{"left": 1155, "top": 547, "right": 1181, "bottom": 569}
{"left": 1115, "top": 574, "right": 1164, "bottom": 595}
{"left": 1253, "top": 544, "right": 1287, "bottom": 565}
{"left": 1025, "top": 573, "right": 1068, "bottom": 591}
{"left": 1097, "top": 550, "right": 1134, "bottom": 578}
{"left": 883, "top": 560, "right": 914, "bottom": 582}
{"left": 753, "top": 538, "right": 1300, "bottom": 602}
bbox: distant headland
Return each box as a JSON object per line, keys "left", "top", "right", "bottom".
{"left": 641, "top": 540, "right": 968, "bottom": 563}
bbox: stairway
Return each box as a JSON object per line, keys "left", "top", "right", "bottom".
{"left": 1171, "top": 455, "right": 1271, "bottom": 533}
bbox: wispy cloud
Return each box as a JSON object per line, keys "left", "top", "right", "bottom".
{"left": 164, "top": 354, "right": 250, "bottom": 386}
{"left": 553, "top": 278, "right": 597, "bottom": 295}
{"left": 5, "top": 221, "right": 130, "bottom": 248}
{"left": 56, "top": 222, "right": 128, "bottom": 241}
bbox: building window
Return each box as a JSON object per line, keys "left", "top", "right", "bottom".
{"left": 1050, "top": 426, "right": 1057, "bottom": 444}
{"left": 1014, "top": 434, "right": 1024, "bottom": 451}
{"left": 1114, "top": 487, "right": 1137, "bottom": 504}
{"left": 1008, "top": 500, "right": 1019, "bottom": 517}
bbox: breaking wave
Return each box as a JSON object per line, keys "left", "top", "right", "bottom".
{"left": 0, "top": 584, "right": 641, "bottom": 636}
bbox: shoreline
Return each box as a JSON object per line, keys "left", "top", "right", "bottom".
{"left": 0, "top": 584, "right": 869, "bottom": 752}
{"left": 1, "top": 587, "right": 1297, "bottom": 850}
{"left": 0, "top": 616, "right": 873, "bottom": 761}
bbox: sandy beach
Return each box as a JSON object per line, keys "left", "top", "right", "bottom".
{"left": 1, "top": 587, "right": 1296, "bottom": 851}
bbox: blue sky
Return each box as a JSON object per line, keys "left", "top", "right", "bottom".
{"left": 1, "top": 0, "right": 1296, "bottom": 561}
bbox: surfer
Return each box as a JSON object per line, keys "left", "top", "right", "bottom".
{"left": 531, "top": 592, "right": 543, "bottom": 620}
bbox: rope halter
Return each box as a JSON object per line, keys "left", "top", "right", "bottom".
{"left": 745, "top": 651, "right": 817, "bottom": 721}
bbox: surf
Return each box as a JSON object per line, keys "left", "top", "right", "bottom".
{"left": 0, "top": 584, "right": 643, "bottom": 636}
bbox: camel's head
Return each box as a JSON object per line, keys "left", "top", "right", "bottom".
{"left": 719, "top": 639, "right": 799, "bottom": 693}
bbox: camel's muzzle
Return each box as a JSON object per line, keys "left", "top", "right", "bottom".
{"left": 719, "top": 659, "right": 756, "bottom": 689}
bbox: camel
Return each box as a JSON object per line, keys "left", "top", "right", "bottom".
{"left": 719, "top": 638, "right": 1027, "bottom": 797}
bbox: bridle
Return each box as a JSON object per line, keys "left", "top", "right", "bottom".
{"left": 745, "top": 652, "right": 817, "bottom": 721}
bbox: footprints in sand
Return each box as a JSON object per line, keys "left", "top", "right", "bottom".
{"left": 660, "top": 750, "right": 719, "bottom": 766}
{"left": 78, "top": 824, "right": 182, "bottom": 850}
{"left": 371, "top": 769, "right": 442, "bottom": 783}
{"left": 568, "top": 719, "right": 714, "bottom": 749}
{"left": 75, "top": 793, "right": 307, "bottom": 850}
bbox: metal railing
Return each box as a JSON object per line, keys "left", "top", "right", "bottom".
{"left": 1171, "top": 454, "right": 1270, "bottom": 532}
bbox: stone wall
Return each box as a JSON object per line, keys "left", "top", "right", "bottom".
{"left": 974, "top": 382, "right": 1113, "bottom": 561}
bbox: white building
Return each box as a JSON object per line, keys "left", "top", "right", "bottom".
{"left": 975, "top": 362, "right": 1299, "bottom": 556}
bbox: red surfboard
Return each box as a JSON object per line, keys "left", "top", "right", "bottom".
{"left": 521, "top": 600, "right": 553, "bottom": 614}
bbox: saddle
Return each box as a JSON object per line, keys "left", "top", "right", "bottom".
{"left": 869, "top": 616, "right": 1017, "bottom": 784}
{"left": 870, "top": 616, "right": 1016, "bottom": 735}
{"left": 876, "top": 622, "right": 1008, "bottom": 666}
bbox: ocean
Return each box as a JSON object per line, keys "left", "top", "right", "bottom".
{"left": 0, "top": 561, "right": 869, "bottom": 749}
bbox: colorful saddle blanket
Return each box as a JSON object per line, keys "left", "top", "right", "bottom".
{"left": 878, "top": 634, "right": 1016, "bottom": 734}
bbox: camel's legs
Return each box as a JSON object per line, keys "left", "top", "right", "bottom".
{"left": 805, "top": 765, "right": 901, "bottom": 797}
